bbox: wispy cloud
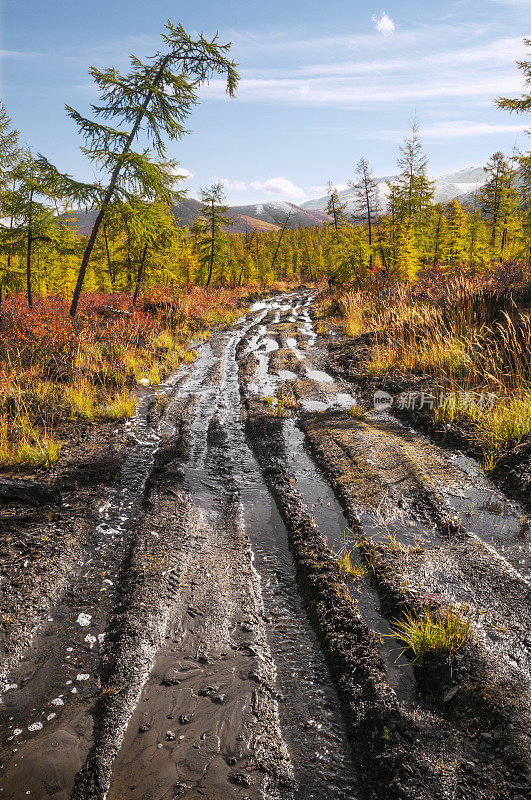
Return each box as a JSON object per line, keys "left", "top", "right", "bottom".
{"left": 372, "top": 12, "right": 396, "bottom": 37}
{"left": 300, "top": 37, "right": 524, "bottom": 77}
{"left": 422, "top": 121, "right": 528, "bottom": 138}
{"left": 202, "top": 73, "right": 523, "bottom": 106}
{"left": 173, "top": 167, "right": 194, "bottom": 180}
{"left": 374, "top": 121, "right": 528, "bottom": 141}
{"left": 0, "top": 49, "right": 42, "bottom": 60}
{"left": 213, "top": 177, "right": 248, "bottom": 191}
{"left": 250, "top": 176, "right": 306, "bottom": 199}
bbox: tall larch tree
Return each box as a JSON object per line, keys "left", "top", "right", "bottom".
{"left": 62, "top": 21, "right": 238, "bottom": 316}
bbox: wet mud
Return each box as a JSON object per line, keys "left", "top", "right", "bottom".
{"left": 1, "top": 292, "right": 529, "bottom": 800}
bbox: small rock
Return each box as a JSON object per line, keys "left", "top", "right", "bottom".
{"left": 161, "top": 669, "right": 181, "bottom": 686}
{"left": 138, "top": 723, "right": 150, "bottom": 734}
{"left": 443, "top": 686, "right": 459, "bottom": 702}
{"left": 212, "top": 693, "right": 226, "bottom": 704}
{"left": 228, "top": 773, "right": 252, "bottom": 787}
{"left": 492, "top": 724, "right": 504, "bottom": 741}
{"left": 179, "top": 714, "right": 191, "bottom": 725}
{"left": 199, "top": 686, "right": 219, "bottom": 698}
{"left": 166, "top": 731, "right": 176, "bottom": 741}
{"left": 226, "top": 756, "right": 238, "bottom": 765}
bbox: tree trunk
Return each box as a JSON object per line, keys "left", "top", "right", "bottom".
{"left": 26, "top": 188, "right": 34, "bottom": 309}
{"left": 270, "top": 211, "right": 291, "bottom": 271}
{"left": 205, "top": 200, "right": 215, "bottom": 288}
{"left": 103, "top": 226, "right": 115, "bottom": 291}
{"left": 69, "top": 55, "right": 171, "bottom": 317}
{"left": 133, "top": 243, "right": 149, "bottom": 306}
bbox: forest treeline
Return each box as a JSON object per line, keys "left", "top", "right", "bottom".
{"left": 0, "top": 28, "right": 530, "bottom": 306}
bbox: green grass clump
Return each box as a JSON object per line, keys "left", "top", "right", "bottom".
{"left": 349, "top": 404, "right": 366, "bottom": 419}
{"left": 98, "top": 391, "right": 137, "bottom": 421}
{"left": 391, "top": 605, "right": 472, "bottom": 663}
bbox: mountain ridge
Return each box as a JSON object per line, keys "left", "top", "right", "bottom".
{"left": 62, "top": 167, "right": 487, "bottom": 236}
{"left": 301, "top": 166, "right": 486, "bottom": 214}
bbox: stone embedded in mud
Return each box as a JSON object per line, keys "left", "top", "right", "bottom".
{"left": 443, "top": 686, "right": 459, "bottom": 702}
{"left": 212, "top": 693, "right": 226, "bottom": 704}
{"left": 138, "top": 723, "right": 150, "bottom": 733}
{"left": 161, "top": 669, "right": 181, "bottom": 686}
{"left": 198, "top": 685, "right": 219, "bottom": 697}
{"left": 229, "top": 773, "right": 252, "bottom": 787}
{"left": 165, "top": 731, "right": 176, "bottom": 741}
{"left": 179, "top": 713, "right": 191, "bottom": 725}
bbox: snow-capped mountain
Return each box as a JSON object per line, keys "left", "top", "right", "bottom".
{"left": 301, "top": 167, "right": 487, "bottom": 214}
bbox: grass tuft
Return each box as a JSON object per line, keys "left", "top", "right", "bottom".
{"left": 390, "top": 605, "right": 472, "bottom": 663}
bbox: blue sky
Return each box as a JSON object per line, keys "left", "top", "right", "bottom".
{"left": 1, "top": 0, "right": 530, "bottom": 205}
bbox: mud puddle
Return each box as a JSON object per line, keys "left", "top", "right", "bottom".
{"left": 282, "top": 421, "right": 416, "bottom": 702}
{"left": 172, "top": 306, "right": 362, "bottom": 799}
{"left": 0, "top": 376, "right": 183, "bottom": 798}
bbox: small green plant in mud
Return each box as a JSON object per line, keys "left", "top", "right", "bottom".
{"left": 98, "top": 391, "right": 138, "bottom": 421}
{"left": 338, "top": 549, "right": 368, "bottom": 580}
{"left": 391, "top": 605, "right": 472, "bottom": 663}
{"left": 338, "top": 533, "right": 368, "bottom": 580}
{"left": 274, "top": 398, "right": 287, "bottom": 418}
{"left": 348, "top": 404, "right": 366, "bottom": 420}
{"left": 481, "top": 451, "right": 498, "bottom": 476}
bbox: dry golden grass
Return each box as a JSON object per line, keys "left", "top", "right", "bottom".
{"left": 335, "top": 271, "right": 531, "bottom": 460}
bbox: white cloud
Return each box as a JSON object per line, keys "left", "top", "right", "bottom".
{"left": 372, "top": 12, "right": 396, "bottom": 37}
{"left": 213, "top": 177, "right": 248, "bottom": 191}
{"left": 250, "top": 176, "right": 306, "bottom": 199}
{"left": 308, "top": 183, "right": 349, "bottom": 196}
{"left": 202, "top": 73, "right": 523, "bottom": 105}
{"left": 172, "top": 167, "right": 194, "bottom": 180}
{"left": 421, "top": 121, "right": 529, "bottom": 138}
{"left": 375, "top": 121, "right": 528, "bottom": 141}
{"left": 301, "top": 37, "right": 524, "bottom": 77}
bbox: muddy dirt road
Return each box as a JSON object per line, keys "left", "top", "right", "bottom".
{"left": 1, "top": 292, "right": 529, "bottom": 800}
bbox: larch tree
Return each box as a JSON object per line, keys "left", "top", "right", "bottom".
{"left": 391, "top": 122, "right": 434, "bottom": 256}
{"left": 349, "top": 157, "right": 379, "bottom": 264}
{"left": 496, "top": 38, "right": 531, "bottom": 119}
{"left": 0, "top": 105, "right": 22, "bottom": 304}
{"left": 480, "top": 152, "right": 518, "bottom": 260}
{"left": 497, "top": 38, "right": 531, "bottom": 262}
{"left": 197, "top": 182, "right": 232, "bottom": 288}
{"left": 325, "top": 181, "right": 347, "bottom": 242}
{"left": 63, "top": 21, "right": 238, "bottom": 316}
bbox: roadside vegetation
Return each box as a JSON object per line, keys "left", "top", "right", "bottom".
{"left": 390, "top": 605, "right": 472, "bottom": 664}
{"left": 0, "top": 286, "right": 247, "bottom": 470}
{"left": 325, "top": 265, "right": 531, "bottom": 471}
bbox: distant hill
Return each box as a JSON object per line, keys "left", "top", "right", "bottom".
{"left": 63, "top": 199, "right": 332, "bottom": 236}
{"left": 226, "top": 201, "right": 332, "bottom": 231}
{"left": 62, "top": 169, "right": 487, "bottom": 237}
{"left": 301, "top": 167, "right": 487, "bottom": 215}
